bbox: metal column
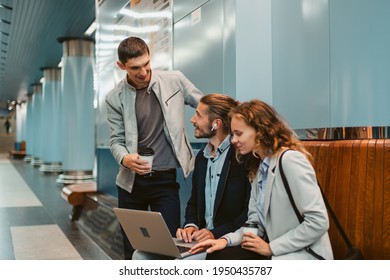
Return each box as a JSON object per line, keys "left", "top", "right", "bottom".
{"left": 30, "top": 84, "right": 43, "bottom": 167}
{"left": 24, "top": 93, "right": 33, "bottom": 162}
{"left": 56, "top": 37, "right": 95, "bottom": 184}
{"left": 39, "top": 67, "right": 63, "bottom": 173}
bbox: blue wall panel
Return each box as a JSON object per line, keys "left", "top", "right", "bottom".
{"left": 272, "top": 0, "right": 330, "bottom": 129}
{"left": 330, "top": 0, "right": 390, "bottom": 127}
{"left": 96, "top": 147, "right": 118, "bottom": 197}
{"left": 173, "top": 0, "right": 225, "bottom": 143}
{"left": 235, "top": 0, "right": 273, "bottom": 104}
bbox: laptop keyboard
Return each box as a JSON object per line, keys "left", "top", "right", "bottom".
{"left": 177, "top": 245, "right": 191, "bottom": 253}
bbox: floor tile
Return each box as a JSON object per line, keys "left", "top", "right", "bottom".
{"left": 11, "top": 224, "right": 83, "bottom": 260}
{"left": 0, "top": 160, "right": 42, "bottom": 208}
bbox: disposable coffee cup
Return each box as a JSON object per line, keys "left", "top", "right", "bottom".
{"left": 138, "top": 147, "right": 154, "bottom": 175}
{"left": 242, "top": 222, "right": 259, "bottom": 236}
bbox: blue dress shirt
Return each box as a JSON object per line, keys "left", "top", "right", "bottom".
{"left": 256, "top": 157, "right": 270, "bottom": 228}
{"left": 203, "top": 135, "right": 231, "bottom": 229}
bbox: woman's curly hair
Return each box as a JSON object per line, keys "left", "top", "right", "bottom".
{"left": 229, "top": 99, "right": 312, "bottom": 181}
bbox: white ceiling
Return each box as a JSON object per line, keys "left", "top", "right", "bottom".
{"left": 0, "top": 0, "right": 95, "bottom": 110}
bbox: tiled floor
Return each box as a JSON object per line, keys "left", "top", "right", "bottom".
{"left": 0, "top": 155, "right": 110, "bottom": 260}
{"left": 11, "top": 224, "right": 82, "bottom": 260}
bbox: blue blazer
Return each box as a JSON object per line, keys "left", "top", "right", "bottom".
{"left": 184, "top": 145, "right": 251, "bottom": 238}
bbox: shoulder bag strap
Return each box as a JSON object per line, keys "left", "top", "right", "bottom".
{"left": 316, "top": 182, "right": 353, "bottom": 248}
{"left": 278, "top": 149, "right": 325, "bottom": 260}
{"left": 279, "top": 150, "right": 353, "bottom": 248}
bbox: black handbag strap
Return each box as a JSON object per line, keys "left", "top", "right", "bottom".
{"left": 316, "top": 182, "right": 353, "bottom": 248}
{"left": 279, "top": 149, "right": 354, "bottom": 249}
{"left": 278, "top": 149, "right": 325, "bottom": 259}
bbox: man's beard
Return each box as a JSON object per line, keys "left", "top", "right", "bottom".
{"left": 195, "top": 128, "right": 216, "bottom": 139}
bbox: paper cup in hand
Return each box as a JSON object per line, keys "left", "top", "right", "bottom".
{"left": 138, "top": 147, "right": 154, "bottom": 174}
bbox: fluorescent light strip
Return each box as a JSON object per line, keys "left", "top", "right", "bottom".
{"left": 0, "top": 4, "right": 13, "bottom": 11}
{"left": 113, "top": 24, "right": 160, "bottom": 33}
{"left": 119, "top": 9, "right": 170, "bottom": 19}
{"left": 84, "top": 21, "right": 97, "bottom": 36}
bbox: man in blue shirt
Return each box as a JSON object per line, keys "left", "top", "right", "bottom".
{"left": 132, "top": 93, "right": 251, "bottom": 260}
{"left": 177, "top": 93, "right": 251, "bottom": 243}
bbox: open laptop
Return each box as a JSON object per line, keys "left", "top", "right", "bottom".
{"left": 113, "top": 208, "right": 196, "bottom": 259}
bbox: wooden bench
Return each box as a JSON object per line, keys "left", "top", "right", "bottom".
{"left": 9, "top": 150, "right": 26, "bottom": 159}
{"left": 302, "top": 139, "right": 390, "bottom": 260}
{"left": 9, "top": 141, "right": 26, "bottom": 159}
{"left": 61, "top": 182, "right": 97, "bottom": 220}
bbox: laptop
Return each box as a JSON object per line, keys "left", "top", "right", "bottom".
{"left": 113, "top": 208, "right": 196, "bottom": 259}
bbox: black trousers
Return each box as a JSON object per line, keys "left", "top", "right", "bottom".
{"left": 117, "top": 171, "right": 180, "bottom": 260}
{"left": 206, "top": 246, "right": 270, "bottom": 260}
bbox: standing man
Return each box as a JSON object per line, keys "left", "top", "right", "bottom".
{"left": 132, "top": 93, "right": 251, "bottom": 260}
{"left": 3, "top": 118, "right": 11, "bottom": 134}
{"left": 105, "top": 37, "right": 203, "bottom": 259}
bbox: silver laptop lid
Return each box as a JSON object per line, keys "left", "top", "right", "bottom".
{"left": 113, "top": 208, "right": 192, "bottom": 258}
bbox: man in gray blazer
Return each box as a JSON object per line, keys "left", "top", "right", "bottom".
{"left": 105, "top": 37, "right": 203, "bottom": 259}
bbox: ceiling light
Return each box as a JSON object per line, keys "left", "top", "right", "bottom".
{"left": 0, "top": 19, "right": 10, "bottom": 24}
{"left": 119, "top": 8, "right": 170, "bottom": 19}
{"left": 84, "top": 21, "right": 96, "bottom": 36}
{"left": 0, "top": 4, "right": 13, "bottom": 10}
{"left": 113, "top": 24, "right": 160, "bottom": 33}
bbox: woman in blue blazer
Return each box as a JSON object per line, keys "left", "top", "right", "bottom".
{"left": 190, "top": 99, "right": 334, "bottom": 260}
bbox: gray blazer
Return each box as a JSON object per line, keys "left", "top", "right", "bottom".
{"left": 105, "top": 70, "right": 203, "bottom": 193}
{"left": 224, "top": 150, "right": 334, "bottom": 260}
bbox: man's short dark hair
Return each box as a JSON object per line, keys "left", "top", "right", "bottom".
{"left": 117, "top": 37, "right": 150, "bottom": 64}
